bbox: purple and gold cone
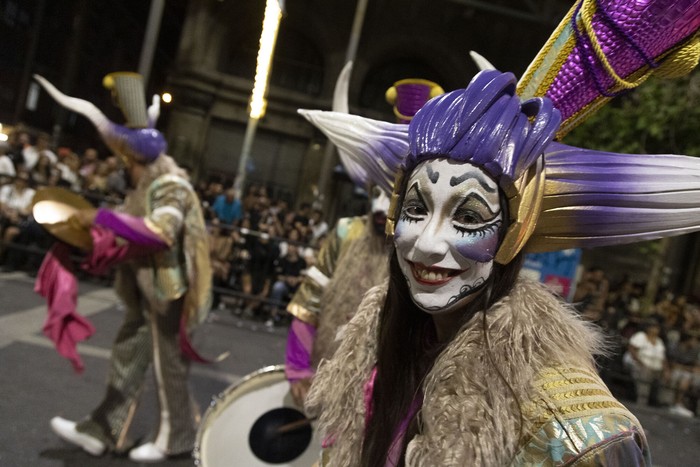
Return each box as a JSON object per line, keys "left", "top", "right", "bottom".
{"left": 519, "top": 0, "right": 700, "bottom": 137}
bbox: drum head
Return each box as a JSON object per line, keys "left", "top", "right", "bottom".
{"left": 195, "top": 365, "right": 321, "bottom": 467}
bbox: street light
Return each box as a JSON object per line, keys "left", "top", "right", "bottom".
{"left": 234, "top": 0, "right": 284, "bottom": 193}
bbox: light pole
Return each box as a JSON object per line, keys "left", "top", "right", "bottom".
{"left": 316, "top": 0, "right": 369, "bottom": 213}
{"left": 233, "top": 0, "right": 284, "bottom": 194}
{"left": 138, "top": 0, "right": 165, "bottom": 89}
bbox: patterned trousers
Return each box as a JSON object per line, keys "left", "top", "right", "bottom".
{"left": 76, "top": 280, "right": 197, "bottom": 455}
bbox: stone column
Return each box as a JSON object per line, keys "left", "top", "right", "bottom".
{"left": 165, "top": 0, "right": 228, "bottom": 180}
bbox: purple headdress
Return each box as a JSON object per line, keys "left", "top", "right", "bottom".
{"left": 34, "top": 72, "right": 166, "bottom": 165}
{"left": 299, "top": 1, "right": 700, "bottom": 264}
{"left": 406, "top": 71, "right": 560, "bottom": 189}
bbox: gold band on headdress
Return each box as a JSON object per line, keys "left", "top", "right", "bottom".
{"left": 385, "top": 168, "right": 406, "bottom": 237}
{"left": 494, "top": 156, "right": 546, "bottom": 264}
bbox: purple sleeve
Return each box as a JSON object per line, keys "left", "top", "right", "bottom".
{"left": 94, "top": 208, "right": 168, "bottom": 249}
{"left": 285, "top": 318, "right": 317, "bottom": 382}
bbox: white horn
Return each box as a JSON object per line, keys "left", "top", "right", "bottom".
{"left": 469, "top": 51, "right": 496, "bottom": 71}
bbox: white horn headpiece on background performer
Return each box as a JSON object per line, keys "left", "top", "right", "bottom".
{"left": 34, "top": 72, "right": 166, "bottom": 166}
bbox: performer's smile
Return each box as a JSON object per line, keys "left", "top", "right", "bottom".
{"left": 408, "top": 261, "right": 465, "bottom": 285}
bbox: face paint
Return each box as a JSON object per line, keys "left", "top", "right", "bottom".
{"left": 394, "top": 158, "right": 503, "bottom": 313}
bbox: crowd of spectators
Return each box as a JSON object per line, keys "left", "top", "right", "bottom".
{"left": 0, "top": 127, "right": 127, "bottom": 272}
{"left": 199, "top": 181, "right": 326, "bottom": 328}
{"left": 0, "top": 126, "right": 328, "bottom": 329}
{"left": 574, "top": 267, "right": 700, "bottom": 419}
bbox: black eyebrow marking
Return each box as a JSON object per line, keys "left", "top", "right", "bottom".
{"left": 426, "top": 164, "right": 440, "bottom": 184}
{"left": 405, "top": 182, "right": 428, "bottom": 207}
{"left": 450, "top": 171, "right": 497, "bottom": 192}
{"left": 456, "top": 193, "right": 500, "bottom": 217}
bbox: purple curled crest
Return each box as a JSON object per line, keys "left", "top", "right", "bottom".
{"left": 105, "top": 124, "right": 167, "bottom": 164}
{"left": 407, "top": 70, "right": 561, "bottom": 184}
{"left": 113, "top": 126, "right": 167, "bottom": 164}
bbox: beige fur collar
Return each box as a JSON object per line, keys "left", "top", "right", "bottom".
{"left": 306, "top": 278, "right": 604, "bottom": 466}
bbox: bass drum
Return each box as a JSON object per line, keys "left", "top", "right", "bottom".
{"left": 194, "top": 365, "right": 321, "bottom": 466}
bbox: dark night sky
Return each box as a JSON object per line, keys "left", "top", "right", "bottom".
{"left": 1, "top": 0, "right": 187, "bottom": 149}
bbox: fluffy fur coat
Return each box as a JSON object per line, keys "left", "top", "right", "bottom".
{"left": 306, "top": 278, "right": 614, "bottom": 466}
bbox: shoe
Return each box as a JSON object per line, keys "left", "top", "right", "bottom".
{"left": 129, "top": 442, "right": 167, "bottom": 463}
{"left": 50, "top": 416, "right": 106, "bottom": 456}
{"left": 669, "top": 404, "right": 695, "bottom": 418}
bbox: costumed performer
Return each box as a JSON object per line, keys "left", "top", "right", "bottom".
{"left": 35, "top": 72, "right": 213, "bottom": 463}
{"left": 285, "top": 64, "right": 444, "bottom": 407}
{"left": 298, "top": 0, "right": 700, "bottom": 464}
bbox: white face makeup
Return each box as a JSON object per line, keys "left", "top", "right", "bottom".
{"left": 394, "top": 158, "right": 503, "bottom": 313}
{"left": 370, "top": 185, "right": 390, "bottom": 234}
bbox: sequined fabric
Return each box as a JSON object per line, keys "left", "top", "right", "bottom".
{"left": 516, "top": 366, "right": 650, "bottom": 465}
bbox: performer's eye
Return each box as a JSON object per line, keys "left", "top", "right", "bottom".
{"left": 401, "top": 200, "right": 427, "bottom": 224}
{"left": 453, "top": 219, "right": 502, "bottom": 238}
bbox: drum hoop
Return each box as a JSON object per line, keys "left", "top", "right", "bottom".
{"left": 193, "top": 364, "right": 286, "bottom": 465}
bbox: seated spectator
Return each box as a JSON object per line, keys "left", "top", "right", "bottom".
{"left": 212, "top": 188, "right": 242, "bottom": 226}
{"left": 0, "top": 141, "right": 15, "bottom": 185}
{"left": 31, "top": 152, "right": 58, "bottom": 186}
{"left": 0, "top": 171, "right": 37, "bottom": 269}
{"left": 291, "top": 202, "right": 311, "bottom": 238}
{"left": 239, "top": 222, "right": 280, "bottom": 318}
{"left": 624, "top": 320, "right": 667, "bottom": 406}
{"left": 667, "top": 333, "right": 700, "bottom": 417}
{"left": 268, "top": 235, "right": 307, "bottom": 327}
{"left": 78, "top": 147, "right": 99, "bottom": 179}
{"left": 23, "top": 132, "right": 57, "bottom": 170}
{"left": 84, "top": 160, "right": 111, "bottom": 195}
{"left": 573, "top": 266, "right": 609, "bottom": 322}
{"left": 104, "top": 156, "right": 127, "bottom": 198}
{"left": 225, "top": 218, "right": 252, "bottom": 291}
{"left": 56, "top": 150, "right": 82, "bottom": 191}
{"left": 309, "top": 207, "right": 328, "bottom": 246}
{"left": 242, "top": 183, "right": 262, "bottom": 213}
{"left": 208, "top": 220, "right": 234, "bottom": 286}
{"left": 7, "top": 128, "right": 30, "bottom": 171}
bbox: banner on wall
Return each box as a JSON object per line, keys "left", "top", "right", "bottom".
{"left": 521, "top": 249, "right": 582, "bottom": 302}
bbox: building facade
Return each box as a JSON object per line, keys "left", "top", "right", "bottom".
{"left": 164, "top": 0, "right": 570, "bottom": 213}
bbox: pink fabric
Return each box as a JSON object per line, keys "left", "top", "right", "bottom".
{"left": 82, "top": 225, "right": 154, "bottom": 275}
{"left": 385, "top": 395, "right": 421, "bottom": 467}
{"left": 35, "top": 227, "right": 160, "bottom": 373}
{"left": 364, "top": 367, "right": 378, "bottom": 429}
{"left": 34, "top": 243, "right": 94, "bottom": 373}
{"left": 362, "top": 366, "right": 422, "bottom": 467}
{"left": 178, "top": 310, "right": 219, "bottom": 363}
{"left": 285, "top": 318, "right": 317, "bottom": 382}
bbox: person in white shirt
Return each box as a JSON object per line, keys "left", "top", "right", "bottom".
{"left": 624, "top": 320, "right": 668, "bottom": 405}
{"left": 0, "top": 170, "right": 36, "bottom": 269}
{"left": 22, "top": 132, "right": 57, "bottom": 170}
{"left": 0, "top": 141, "right": 16, "bottom": 183}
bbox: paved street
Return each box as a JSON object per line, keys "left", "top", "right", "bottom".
{"left": 0, "top": 271, "right": 698, "bottom": 466}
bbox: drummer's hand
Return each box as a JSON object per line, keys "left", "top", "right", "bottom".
{"left": 290, "top": 378, "right": 312, "bottom": 408}
{"left": 69, "top": 208, "right": 98, "bottom": 229}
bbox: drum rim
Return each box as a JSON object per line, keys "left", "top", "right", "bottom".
{"left": 193, "top": 364, "right": 286, "bottom": 465}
